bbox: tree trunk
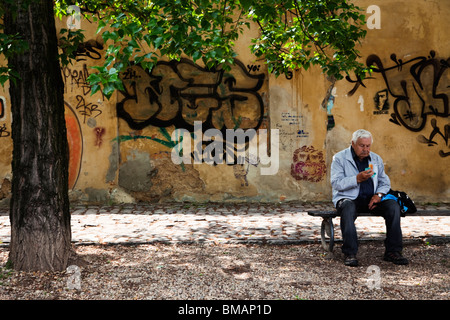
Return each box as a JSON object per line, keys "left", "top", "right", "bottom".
{"left": 4, "top": 0, "right": 71, "bottom": 271}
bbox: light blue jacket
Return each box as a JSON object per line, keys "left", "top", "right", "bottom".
{"left": 330, "top": 147, "right": 391, "bottom": 207}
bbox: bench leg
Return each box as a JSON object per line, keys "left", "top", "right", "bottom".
{"left": 320, "top": 217, "right": 335, "bottom": 252}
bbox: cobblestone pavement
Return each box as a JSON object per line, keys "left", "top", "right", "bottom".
{"left": 0, "top": 202, "right": 449, "bottom": 246}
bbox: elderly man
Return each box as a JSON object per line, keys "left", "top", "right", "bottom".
{"left": 330, "top": 129, "right": 408, "bottom": 266}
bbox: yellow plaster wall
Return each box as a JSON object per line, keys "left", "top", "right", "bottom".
{"left": 0, "top": 0, "right": 448, "bottom": 204}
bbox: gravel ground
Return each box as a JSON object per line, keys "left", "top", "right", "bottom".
{"left": 0, "top": 241, "right": 448, "bottom": 300}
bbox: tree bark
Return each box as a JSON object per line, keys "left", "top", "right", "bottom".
{"left": 4, "top": 0, "right": 71, "bottom": 271}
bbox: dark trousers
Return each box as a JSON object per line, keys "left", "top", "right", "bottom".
{"left": 337, "top": 198, "right": 403, "bottom": 255}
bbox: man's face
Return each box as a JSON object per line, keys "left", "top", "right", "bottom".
{"left": 352, "top": 137, "right": 372, "bottom": 160}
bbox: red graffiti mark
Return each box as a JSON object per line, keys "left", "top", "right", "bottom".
{"left": 290, "top": 146, "right": 326, "bottom": 182}
{"left": 94, "top": 127, "right": 105, "bottom": 147}
{"left": 65, "top": 102, "right": 83, "bottom": 190}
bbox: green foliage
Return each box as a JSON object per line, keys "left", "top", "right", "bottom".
{"left": 247, "top": 0, "right": 369, "bottom": 80}
{"left": 0, "top": 33, "right": 27, "bottom": 85}
{"left": 70, "top": 0, "right": 248, "bottom": 98}
{"left": 58, "top": 28, "right": 86, "bottom": 67}
{"left": 1, "top": 0, "right": 370, "bottom": 96}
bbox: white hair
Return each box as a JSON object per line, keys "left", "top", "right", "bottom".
{"left": 351, "top": 129, "right": 373, "bottom": 144}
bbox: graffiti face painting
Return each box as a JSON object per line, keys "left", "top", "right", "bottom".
{"left": 290, "top": 146, "right": 327, "bottom": 182}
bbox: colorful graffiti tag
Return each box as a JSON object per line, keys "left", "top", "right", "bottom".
{"left": 116, "top": 58, "right": 268, "bottom": 165}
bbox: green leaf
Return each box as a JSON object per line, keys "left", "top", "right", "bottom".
{"left": 87, "top": 73, "right": 101, "bottom": 84}
{"left": 103, "top": 83, "right": 116, "bottom": 98}
{"left": 192, "top": 51, "right": 202, "bottom": 62}
{"left": 154, "top": 37, "right": 164, "bottom": 49}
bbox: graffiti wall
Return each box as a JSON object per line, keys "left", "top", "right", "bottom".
{"left": 0, "top": 0, "right": 448, "bottom": 204}
{"left": 347, "top": 51, "right": 449, "bottom": 157}
{"left": 114, "top": 57, "right": 270, "bottom": 201}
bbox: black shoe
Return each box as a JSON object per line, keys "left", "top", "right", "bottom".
{"left": 384, "top": 251, "right": 409, "bottom": 265}
{"left": 344, "top": 255, "right": 358, "bottom": 267}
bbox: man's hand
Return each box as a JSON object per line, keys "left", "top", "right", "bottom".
{"left": 356, "top": 168, "right": 374, "bottom": 183}
{"left": 368, "top": 194, "right": 381, "bottom": 210}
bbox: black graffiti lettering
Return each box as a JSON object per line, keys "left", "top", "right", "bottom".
{"left": 63, "top": 64, "right": 92, "bottom": 95}
{"left": 121, "top": 68, "right": 141, "bottom": 80}
{"left": 73, "top": 38, "right": 104, "bottom": 61}
{"left": 347, "top": 50, "right": 449, "bottom": 157}
{"left": 0, "top": 123, "right": 10, "bottom": 138}
{"left": 117, "top": 58, "right": 265, "bottom": 133}
{"left": 285, "top": 71, "right": 293, "bottom": 80}
{"left": 350, "top": 51, "right": 449, "bottom": 132}
{"left": 62, "top": 64, "right": 106, "bottom": 99}
{"left": 389, "top": 53, "right": 404, "bottom": 71}
{"left": 417, "top": 119, "right": 450, "bottom": 157}
{"left": 75, "top": 95, "right": 102, "bottom": 123}
{"left": 345, "top": 74, "right": 370, "bottom": 96}
{"left": 247, "top": 64, "right": 261, "bottom": 73}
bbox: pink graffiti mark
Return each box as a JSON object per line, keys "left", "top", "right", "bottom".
{"left": 94, "top": 127, "right": 106, "bottom": 147}
{"left": 290, "top": 146, "right": 326, "bottom": 182}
